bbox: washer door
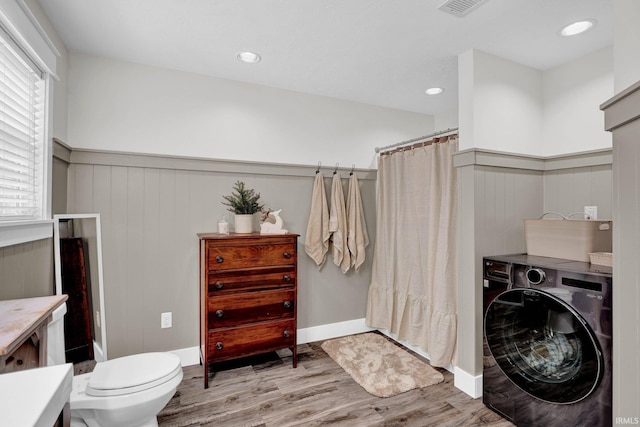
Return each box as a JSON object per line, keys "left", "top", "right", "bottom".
{"left": 485, "top": 288, "right": 603, "bottom": 404}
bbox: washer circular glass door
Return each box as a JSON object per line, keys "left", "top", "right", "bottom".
{"left": 484, "top": 288, "right": 603, "bottom": 404}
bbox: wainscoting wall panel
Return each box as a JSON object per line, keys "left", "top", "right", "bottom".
{"left": 601, "top": 81, "right": 640, "bottom": 419}
{"left": 456, "top": 161, "right": 544, "bottom": 379}
{"left": 66, "top": 151, "right": 377, "bottom": 359}
{"left": 475, "top": 166, "right": 544, "bottom": 256}
{"left": 0, "top": 239, "right": 54, "bottom": 300}
{"left": 543, "top": 164, "right": 613, "bottom": 219}
{"left": 454, "top": 148, "right": 612, "bottom": 384}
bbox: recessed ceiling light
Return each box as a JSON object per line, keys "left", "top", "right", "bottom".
{"left": 236, "top": 51, "right": 261, "bottom": 63}
{"left": 560, "top": 19, "right": 596, "bottom": 37}
{"left": 425, "top": 87, "right": 444, "bottom": 95}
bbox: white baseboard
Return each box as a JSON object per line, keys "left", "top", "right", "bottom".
{"left": 375, "top": 329, "right": 454, "bottom": 372}
{"left": 174, "top": 318, "right": 374, "bottom": 367}
{"left": 170, "top": 346, "right": 200, "bottom": 367}
{"left": 377, "top": 329, "right": 482, "bottom": 398}
{"left": 296, "top": 318, "right": 375, "bottom": 344}
{"left": 454, "top": 366, "right": 483, "bottom": 398}
{"left": 93, "top": 341, "right": 105, "bottom": 362}
{"left": 169, "top": 318, "right": 484, "bottom": 400}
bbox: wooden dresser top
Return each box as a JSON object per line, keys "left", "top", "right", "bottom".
{"left": 0, "top": 295, "right": 68, "bottom": 356}
{"left": 198, "top": 232, "right": 299, "bottom": 240}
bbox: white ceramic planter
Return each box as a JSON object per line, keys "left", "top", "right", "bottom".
{"left": 234, "top": 214, "right": 254, "bottom": 233}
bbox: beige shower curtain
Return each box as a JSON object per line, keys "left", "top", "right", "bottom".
{"left": 366, "top": 135, "right": 458, "bottom": 367}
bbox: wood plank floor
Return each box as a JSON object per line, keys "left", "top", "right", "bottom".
{"left": 157, "top": 336, "right": 514, "bottom": 427}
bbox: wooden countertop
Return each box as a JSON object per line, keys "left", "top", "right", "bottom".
{"left": 0, "top": 295, "right": 68, "bottom": 356}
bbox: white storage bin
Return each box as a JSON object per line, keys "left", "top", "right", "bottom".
{"left": 524, "top": 216, "right": 612, "bottom": 262}
{"left": 589, "top": 252, "right": 613, "bottom": 267}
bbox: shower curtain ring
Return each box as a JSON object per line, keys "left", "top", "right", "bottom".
{"left": 316, "top": 161, "right": 321, "bottom": 174}
{"left": 333, "top": 163, "right": 339, "bottom": 175}
{"left": 350, "top": 164, "right": 355, "bottom": 175}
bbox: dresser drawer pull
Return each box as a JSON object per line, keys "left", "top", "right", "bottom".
{"left": 215, "top": 255, "right": 224, "bottom": 263}
{"left": 283, "top": 301, "right": 293, "bottom": 309}
{"left": 215, "top": 342, "right": 224, "bottom": 350}
{"left": 283, "top": 275, "right": 291, "bottom": 282}
{"left": 283, "top": 330, "right": 291, "bottom": 338}
{"left": 215, "top": 310, "right": 224, "bottom": 318}
{"left": 214, "top": 281, "right": 224, "bottom": 290}
{"left": 283, "top": 251, "right": 292, "bottom": 259}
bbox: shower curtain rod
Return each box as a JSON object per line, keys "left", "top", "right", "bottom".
{"left": 374, "top": 127, "right": 459, "bottom": 153}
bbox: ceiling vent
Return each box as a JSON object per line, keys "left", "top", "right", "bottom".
{"left": 437, "top": 0, "right": 490, "bottom": 17}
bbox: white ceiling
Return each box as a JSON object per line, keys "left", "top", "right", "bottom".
{"left": 37, "top": 0, "right": 613, "bottom": 116}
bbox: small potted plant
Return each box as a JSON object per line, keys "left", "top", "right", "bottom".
{"left": 221, "top": 180, "right": 265, "bottom": 233}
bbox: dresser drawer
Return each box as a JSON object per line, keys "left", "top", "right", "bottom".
{"left": 207, "top": 266, "right": 295, "bottom": 295}
{"left": 207, "top": 319, "right": 295, "bottom": 362}
{"left": 206, "top": 240, "right": 296, "bottom": 270}
{"left": 208, "top": 289, "right": 295, "bottom": 328}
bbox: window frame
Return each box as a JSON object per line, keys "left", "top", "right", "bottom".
{"left": 0, "top": 26, "right": 46, "bottom": 221}
{"left": 0, "top": 0, "right": 58, "bottom": 247}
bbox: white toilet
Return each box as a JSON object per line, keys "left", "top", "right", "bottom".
{"left": 70, "top": 352, "right": 183, "bottom": 427}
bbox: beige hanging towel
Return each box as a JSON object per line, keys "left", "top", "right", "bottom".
{"left": 305, "top": 172, "right": 330, "bottom": 266}
{"left": 330, "top": 173, "right": 350, "bottom": 273}
{"left": 346, "top": 173, "right": 369, "bottom": 272}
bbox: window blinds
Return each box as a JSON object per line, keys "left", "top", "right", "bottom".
{"left": 0, "top": 30, "right": 45, "bottom": 220}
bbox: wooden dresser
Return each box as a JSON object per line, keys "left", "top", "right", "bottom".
{"left": 198, "top": 232, "right": 299, "bottom": 388}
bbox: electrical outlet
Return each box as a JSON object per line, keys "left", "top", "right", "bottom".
{"left": 161, "top": 312, "right": 172, "bottom": 329}
{"left": 584, "top": 206, "right": 598, "bottom": 220}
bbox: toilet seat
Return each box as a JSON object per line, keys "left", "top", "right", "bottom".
{"left": 86, "top": 352, "right": 181, "bottom": 397}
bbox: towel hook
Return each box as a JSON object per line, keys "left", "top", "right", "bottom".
{"left": 316, "top": 161, "right": 321, "bottom": 174}
{"left": 333, "top": 162, "right": 339, "bottom": 175}
{"left": 350, "top": 164, "right": 355, "bottom": 175}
